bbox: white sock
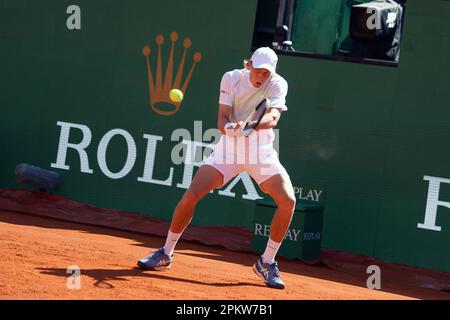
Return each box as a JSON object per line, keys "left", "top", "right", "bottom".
{"left": 163, "top": 231, "right": 182, "bottom": 256}
{"left": 261, "top": 239, "right": 281, "bottom": 264}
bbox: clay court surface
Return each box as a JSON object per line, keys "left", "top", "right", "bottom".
{"left": 0, "top": 210, "right": 449, "bottom": 300}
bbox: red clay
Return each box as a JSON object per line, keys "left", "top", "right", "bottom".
{"left": 0, "top": 210, "right": 449, "bottom": 300}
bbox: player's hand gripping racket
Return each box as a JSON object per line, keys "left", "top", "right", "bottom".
{"left": 242, "top": 98, "right": 269, "bottom": 137}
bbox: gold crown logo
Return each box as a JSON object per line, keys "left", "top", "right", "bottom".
{"left": 143, "top": 32, "right": 202, "bottom": 116}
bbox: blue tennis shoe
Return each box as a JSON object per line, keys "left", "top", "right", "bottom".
{"left": 137, "top": 248, "right": 173, "bottom": 271}
{"left": 253, "top": 256, "right": 285, "bottom": 289}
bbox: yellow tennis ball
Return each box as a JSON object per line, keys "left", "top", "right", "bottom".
{"left": 169, "top": 89, "right": 184, "bottom": 103}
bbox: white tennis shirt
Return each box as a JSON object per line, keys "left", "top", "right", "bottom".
{"left": 219, "top": 68, "right": 288, "bottom": 123}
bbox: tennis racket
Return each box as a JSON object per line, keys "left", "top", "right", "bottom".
{"left": 242, "top": 98, "right": 269, "bottom": 136}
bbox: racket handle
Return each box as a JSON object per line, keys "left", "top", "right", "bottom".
{"left": 242, "top": 128, "right": 254, "bottom": 137}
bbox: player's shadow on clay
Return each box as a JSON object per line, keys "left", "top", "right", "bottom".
{"left": 37, "top": 267, "right": 267, "bottom": 289}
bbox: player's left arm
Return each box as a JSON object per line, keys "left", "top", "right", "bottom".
{"left": 254, "top": 77, "right": 288, "bottom": 130}
{"left": 251, "top": 108, "right": 281, "bottom": 129}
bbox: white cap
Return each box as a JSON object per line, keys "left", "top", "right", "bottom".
{"left": 251, "top": 47, "right": 278, "bottom": 74}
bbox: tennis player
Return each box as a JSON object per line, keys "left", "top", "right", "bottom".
{"left": 137, "top": 47, "right": 296, "bottom": 289}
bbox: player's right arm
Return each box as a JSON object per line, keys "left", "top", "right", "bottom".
{"left": 217, "top": 104, "right": 232, "bottom": 135}
{"left": 217, "top": 71, "right": 235, "bottom": 135}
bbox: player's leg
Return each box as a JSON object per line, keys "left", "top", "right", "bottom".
{"left": 137, "top": 164, "right": 224, "bottom": 270}
{"left": 252, "top": 170, "right": 296, "bottom": 289}
{"left": 259, "top": 173, "right": 296, "bottom": 257}
{"left": 248, "top": 146, "right": 296, "bottom": 258}
{"left": 164, "top": 164, "right": 224, "bottom": 247}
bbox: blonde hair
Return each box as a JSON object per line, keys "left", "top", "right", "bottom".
{"left": 243, "top": 59, "right": 252, "bottom": 68}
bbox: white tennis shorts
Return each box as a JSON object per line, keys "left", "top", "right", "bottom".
{"left": 201, "top": 129, "right": 289, "bottom": 187}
